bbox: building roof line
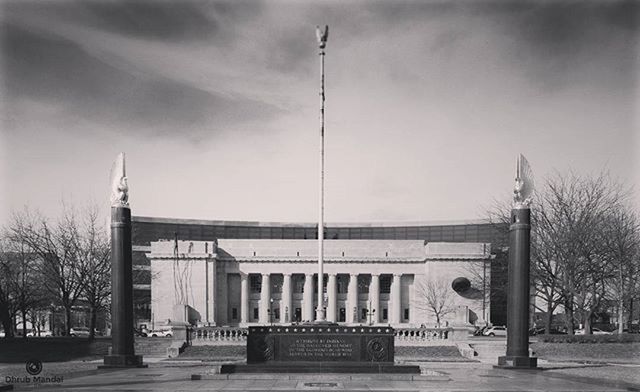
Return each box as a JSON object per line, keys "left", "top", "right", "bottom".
{"left": 132, "top": 215, "right": 492, "bottom": 228}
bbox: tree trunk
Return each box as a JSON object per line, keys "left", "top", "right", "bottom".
{"left": 88, "top": 306, "right": 97, "bottom": 341}
{"left": 618, "top": 297, "right": 625, "bottom": 334}
{"left": 65, "top": 306, "right": 72, "bottom": 336}
{"left": 584, "top": 310, "right": 592, "bottom": 335}
{"left": 0, "top": 303, "right": 13, "bottom": 338}
{"left": 564, "top": 298, "right": 575, "bottom": 335}
{"left": 21, "top": 309, "right": 27, "bottom": 339}
{"left": 545, "top": 303, "right": 553, "bottom": 333}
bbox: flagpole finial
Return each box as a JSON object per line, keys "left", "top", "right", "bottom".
{"left": 513, "top": 153, "right": 534, "bottom": 209}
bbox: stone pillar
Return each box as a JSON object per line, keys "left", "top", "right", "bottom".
{"left": 240, "top": 273, "right": 249, "bottom": 325}
{"left": 347, "top": 273, "right": 358, "bottom": 323}
{"left": 303, "top": 273, "right": 314, "bottom": 322}
{"left": 391, "top": 273, "right": 402, "bottom": 324}
{"left": 281, "top": 274, "right": 292, "bottom": 323}
{"left": 206, "top": 259, "right": 216, "bottom": 325}
{"left": 259, "top": 273, "right": 270, "bottom": 324}
{"left": 370, "top": 274, "right": 380, "bottom": 324}
{"left": 327, "top": 274, "right": 337, "bottom": 322}
{"left": 102, "top": 206, "right": 145, "bottom": 368}
{"left": 498, "top": 208, "right": 537, "bottom": 369}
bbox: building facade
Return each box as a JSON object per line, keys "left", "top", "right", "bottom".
{"left": 147, "top": 239, "right": 493, "bottom": 328}
{"left": 131, "top": 217, "right": 509, "bottom": 328}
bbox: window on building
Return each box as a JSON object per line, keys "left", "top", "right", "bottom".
{"left": 404, "top": 308, "right": 409, "bottom": 321}
{"left": 339, "top": 308, "right": 346, "bottom": 322}
{"left": 358, "top": 275, "right": 370, "bottom": 294}
{"left": 294, "top": 278, "right": 304, "bottom": 293}
{"left": 253, "top": 308, "right": 259, "bottom": 320}
{"left": 380, "top": 275, "right": 392, "bottom": 294}
{"left": 250, "top": 275, "right": 261, "bottom": 293}
{"left": 337, "top": 276, "right": 347, "bottom": 294}
{"left": 274, "top": 308, "right": 280, "bottom": 320}
{"left": 271, "top": 277, "right": 282, "bottom": 294}
{"left": 382, "top": 308, "right": 388, "bottom": 321}
{"left": 232, "top": 308, "right": 238, "bottom": 320}
{"left": 361, "top": 308, "right": 368, "bottom": 320}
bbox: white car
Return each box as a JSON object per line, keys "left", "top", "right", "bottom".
{"left": 483, "top": 326, "right": 507, "bottom": 337}
{"left": 70, "top": 327, "right": 91, "bottom": 337}
{"left": 26, "top": 330, "right": 52, "bottom": 337}
{"left": 574, "top": 328, "right": 612, "bottom": 335}
{"left": 149, "top": 329, "right": 173, "bottom": 338}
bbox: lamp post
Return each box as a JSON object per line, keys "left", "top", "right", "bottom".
{"left": 269, "top": 298, "right": 274, "bottom": 326}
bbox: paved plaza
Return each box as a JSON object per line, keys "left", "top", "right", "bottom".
{"left": 3, "top": 360, "right": 640, "bottom": 391}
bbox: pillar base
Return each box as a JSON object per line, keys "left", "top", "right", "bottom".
{"left": 496, "top": 355, "right": 538, "bottom": 369}
{"left": 100, "top": 355, "right": 147, "bottom": 369}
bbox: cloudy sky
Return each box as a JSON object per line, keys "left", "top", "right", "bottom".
{"left": 1, "top": 0, "right": 638, "bottom": 225}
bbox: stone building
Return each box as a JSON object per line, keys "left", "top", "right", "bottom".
{"left": 131, "top": 217, "right": 508, "bottom": 328}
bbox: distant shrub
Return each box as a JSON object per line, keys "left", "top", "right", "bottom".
{"left": 537, "top": 333, "right": 640, "bottom": 343}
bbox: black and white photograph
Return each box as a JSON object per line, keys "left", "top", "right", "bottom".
{"left": 0, "top": 0, "right": 639, "bottom": 391}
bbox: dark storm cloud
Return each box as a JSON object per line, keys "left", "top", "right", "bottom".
{"left": 1, "top": 23, "right": 280, "bottom": 137}
{"left": 484, "top": 1, "right": 639, "bottom": 92}
{"left": 4, "top": 0, "right": 264, "bottom": 43}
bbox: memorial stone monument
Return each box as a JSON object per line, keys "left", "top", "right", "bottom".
{"left": 101, "top": 153, "right": 146, "bottom": 368}
{"left": 497, "top": 154, "right": 538, "bottom": 369}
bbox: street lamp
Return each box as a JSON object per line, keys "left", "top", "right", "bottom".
{"left": 269, "top": 298, "right": 274, "bottom": 326}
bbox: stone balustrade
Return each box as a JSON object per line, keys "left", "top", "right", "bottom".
{"left": 190, "top": 327, "right": 248, "bottom": 346}
{"left": 394, "top": 327, "right": 452, "bottom": 345}
{"left": 189, "top": 326, "right": 458, "bottom": 346}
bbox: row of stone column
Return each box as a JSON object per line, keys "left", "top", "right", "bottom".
{"left": 239, "top": 273, "right": 403, "bottom": 325}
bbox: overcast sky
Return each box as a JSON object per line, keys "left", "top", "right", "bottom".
{"left": 1, "top": 0, "right": 638, "bottom": 225}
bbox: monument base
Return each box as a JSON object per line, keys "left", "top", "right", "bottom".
{"left": 496, "top": 355, "right": 538, "bottom": 369}
{"left": 99, "top": 354, "right": 147, "bottom": 369}
{"left": 221, "top": 362, "right": 420, "bottom": 374}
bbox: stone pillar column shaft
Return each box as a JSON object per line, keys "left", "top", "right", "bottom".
{"left": 281, "top": 274, "right": 292, "bottom": 323}
{"left": 260, "top": 273, "right": 270, "bottom": 324}
{"left": 498, "top": 207, "right": 537, "bottom": 368}
{"left": 102, "top": 206, "right": 144, "bottom": 367}
{"left": 391, "top": 274, "right": 402, "bottom": 324}
{"left": 240, "top": 274, "right": 249, "bottom": 325}
{"left": 206, "top": 259, "right": 216, "bottom": 325}
{"left": 370, "top": 274, "right": 380, "bottom": 324}
{"left": 347, "top": 274, "right": 358, "bottom": 324}
{"left": 303, "top": 274, "right": 314, "bottom": 322}
{"left": 327, "top": 274, "right": 337, "bottom": 322}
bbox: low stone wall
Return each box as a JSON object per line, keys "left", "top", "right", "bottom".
{"left": 189, "top": 326, "right": 472, "bottom": 347}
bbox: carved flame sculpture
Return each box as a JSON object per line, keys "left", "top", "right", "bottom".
{"left": 513, "top": 154, "right": 534, "bottom": 209}
{"left": 110, "top": 152, "right": 129, "bottom": 208}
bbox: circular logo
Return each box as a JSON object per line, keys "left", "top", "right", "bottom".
{"left": 26, "top": 359, "right": 43, "bottom": 375}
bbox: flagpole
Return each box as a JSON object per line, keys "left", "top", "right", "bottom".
{"left": 316, "top": 25, "right": 328, "bottom": 322}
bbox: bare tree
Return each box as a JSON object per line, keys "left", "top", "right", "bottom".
{"left": 600, "top": 207, "right": 640, "bottom": 333}
{"left": 6, "top": 208, "right": 86, "bottom": 336}
{"left": 414, "top": 278, "right": 455, "bottom": 326}
{"left": 76, "top": 206, "right": 111, "bottom": 340}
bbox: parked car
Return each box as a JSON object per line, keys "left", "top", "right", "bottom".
{"left": 483, "top": 326, "right": 507, "bottom": 337}
{"left": 134, "top": 328, "right": 148, "bottom": 337}
{"left": 149, "top": 328, "right": 172, "bottom": 338}
{"left": 26, "top": 330, "right": 53, "bottom": 337}
{"left": 70, "top": 327, "right": 91, "bottom": 337}
{"left": 574, "top": 328, "right": 612, "bottom": 335}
